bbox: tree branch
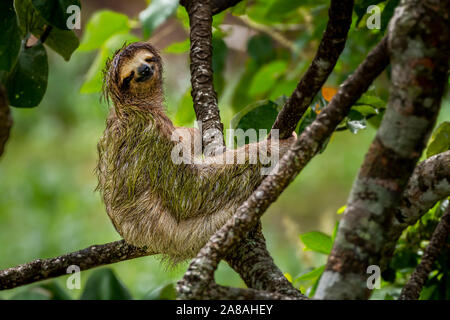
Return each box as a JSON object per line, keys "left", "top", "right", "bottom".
{"left": 271, "top": 0, "right": 354, "bottom": 139}
{"left": 177, "top": 38, "right": 390, "bottom": 299}
{"left": 182, "top": 0, "right": 298, "bottom": 296}
{"left": 0, "top": 86, "right": 12, "bottom": 158}
{"left": 182, "top": 0, "right": 225, "bottom": 155}
{"left": 381, "top": 150, "right": 450, "bottom": 266}
{"left": 189, "top": 283, "right": 298, "bottom": 300}
{"left": 2, "top": 140, "right": 445, "bottom": 293}
{"left": 181, "top": 0, "right": 243, "bottom": 15}
{"left": 0, "top": 240, "right": 152, "bottom": 290}
{"left": 315, "top": 0, "right": 449, "bottom": 300}
{"left": 225, "top": 224, "right": 307, "bottom": 299}
{"left": 399, "top": 205, "right": 450, "bottom": 300}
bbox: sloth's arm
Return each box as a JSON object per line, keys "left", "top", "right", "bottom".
{"left": 159, "top": 131, "right": 295, "bottom": 222}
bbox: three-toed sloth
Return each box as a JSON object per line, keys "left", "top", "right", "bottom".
{"left": 96, "top": 42, "right": 295, "bottom": 262}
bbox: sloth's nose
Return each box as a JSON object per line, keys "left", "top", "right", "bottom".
{"left": 137, "top": 64, "right": 152, "bottom": 77}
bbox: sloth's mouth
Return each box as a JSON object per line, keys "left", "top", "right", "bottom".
{"left": 135, "top": 73, "right": 152, "bottom": 82}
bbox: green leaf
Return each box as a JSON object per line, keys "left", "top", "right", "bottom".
{"left": 230, "top": 0, "right": 248, "bottom": 16}
{"left": 230, "top": 100, "right": 279, "bottom": 146}
{"left": 78, "top": 10, "right": 130, "bottom": 51}
{"left": 384, "top": 293, "right": 395, "bottom": 300}
{"left": 164, "top": 38, "right": 190, "bottom": 54}
{"left": 426, "top": 121, "right": 450, "bottom": 158}
{"left": 265, "top": 0, "right": 302, "bottom": 20}
{"left": 295, "top": 265, "right": 325, "bottom": 281}
{"left": 139, "top": 0, "right": 179, "bottom": 38}
{"left": 249, "top": 60, "right": 288, "bottom": 96}
{"left": 0, "top": 0, "right": 21, "bottom": 71}
{"left": 355, "top": 93, "right": 386, "bottom": 110}
{"left": 296, "top": 107, "right": 317, "bottom": 135}
{"left": 10, "top": 287, "right": 52, "bottom": 300}
{"left": 6, "top": 43, "right": 48, "bottom": 108}
{"left": 381, "top": 0, "right": 399, "bottom": 32}
{"left": 299, "top": 231, "right": 333, "bottom": 254}
{"left": 80, "top": 268, "right": 132, "bottom": 300}
{"left": 176, "top": 6, "right": 189, "bottom": 30}
{"left": 354, "top": 0, "right": 385, "bottom": 25}
{"left": 174, "top": 89, "right": 196, "bottom": 126}
{"left": 346, "top": 109, "right": 366, "bottom": 134}
{"left": 31, "top": 0, "right": 81, "bottom": 30}
{"left": 337, "top": 205, "right": 346, "bottom": 215}
{"left": 247, "top": 34, "right": 275, "bottom": 65}
{"left": 35, "top": 26, "right": 79, "bottom": 61}
{"left": 80, "top": 49, "right": 108, "bottom": 94}
{"left": 284, "top": 273, "right": 293, "bottom": 283}
{"left": 269, "top": 80, "right": 297, "bottom": 101}
{"left": 143, "top": 283, "right": 176, "bottom": 300}
{"left": 80, "top": 33, "right": 140, "bottom": 94}
{"left": 419, "top": 284, "right": 438, "bottom": 300}
{"left": 212, "top": 11, "right": 226, "bottom": 28}
{"left": 14, "top": 0, "right": 79, "bottom": 61}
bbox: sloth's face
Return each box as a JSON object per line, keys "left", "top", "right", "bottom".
{"left": 118, "top": 49, "right": 161, "bottom": 96}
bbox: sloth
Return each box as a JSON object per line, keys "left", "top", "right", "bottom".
{"left": 96, "top": 42, "right": 295, "bottom": 262}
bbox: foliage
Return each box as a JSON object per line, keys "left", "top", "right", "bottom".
{"left": 0, "top": 0, "right": 80, "bottom": 108}
{"left": 294, "top": 199, "right": 450, "bottom": 299}
{"left": 1, "top": 0, "right": 449, "bottom": 300}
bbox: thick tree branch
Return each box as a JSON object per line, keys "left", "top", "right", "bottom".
{"left": 315, "top": 0, "right": 449, "bottom": 300}
{"left": 182, "top": 0, "right": 225, "bottom": 154}
{"left": 0, "top": 86, "right": 12, "bottom": 157}
{"left": 399, "top": 205, "right": 450, "bottom": 300}
{"left": 0, "top": 240, "right": 152, "bottom": 290}
{"left": 381, "top": 150, "right": 450, "bottom": 266}
{"left": 177, "top": 38, "right": 390, "bottom": 299}
{"left": 271, "top": 0, "right": 354, "bottom": 139}
{"left": 225, "top": 225, "right": 307, "bottom": 299}
{"left": 190, "top": 283, "right": 298, "bottom": 300}
{"left": 2, "top": 145, "right": 445, "bottom": 293}
{"left": 182, "top": 0, "right": 296, "bottom": 296}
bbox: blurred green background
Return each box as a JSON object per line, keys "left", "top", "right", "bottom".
{"left": 0, "top": 0, "right": 448, "bottom": 299}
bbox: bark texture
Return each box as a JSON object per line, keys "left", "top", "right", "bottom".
{"left": 315, "top": 0, "right": 450, "bottom": 300}
{"left": 177, "top": 39, "right": 390, "bottom": 299}
{"left": 0, "top": 240, "right": 151, "bottom": 290}
{"left": 382, "top": 150, "right": 450, "bottom": 266}
{"left": 225, "top": 226, "right": 306, "bottom": 299}
{"left": 271, "top": 0, "right": 354, "bottom": 139}
{"left": 183, "top": 0, "right": 225, "bottom": 154}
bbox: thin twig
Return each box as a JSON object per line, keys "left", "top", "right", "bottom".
{"left": 271, "top": 0, "right": 354, "bottom": 139}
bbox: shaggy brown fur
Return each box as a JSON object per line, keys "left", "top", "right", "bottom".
{"left": 96, "top": 42, "right": 295, "bottom": 262}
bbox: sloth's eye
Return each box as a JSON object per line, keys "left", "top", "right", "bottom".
{"left": 145, "top": 57, "right": 157, "bottom": 63}
{"left": 123, "top": 71, "right": 135, "bottom": 84}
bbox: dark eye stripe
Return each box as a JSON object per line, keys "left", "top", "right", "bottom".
{"left": 145, "top": 57, "right": 157, "bottom": 63}
{"left": 123, "top": 71, "right": 135, "bottom": 84}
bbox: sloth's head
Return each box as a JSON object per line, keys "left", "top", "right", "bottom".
{"left": 104, "top": 42, "right": 163, "bottom": 107}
